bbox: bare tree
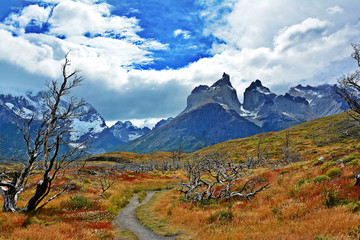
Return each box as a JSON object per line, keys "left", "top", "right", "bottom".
{"left": 245, "top": 133, "right": 271, "bottom": 169}
{"left": 80, "top": 167, "right": 117, "bottom": 198}
{"left": 178, "top": 153, "right": 270, "bottom": 202}
{"left": 335, "top": 42, "right": 360, "bottom": 186}
{"left": 335, "top": 43, "right": 360, "bottom": 122}
{"left": 0, "top": 52, "right": 87, "bottom": 212}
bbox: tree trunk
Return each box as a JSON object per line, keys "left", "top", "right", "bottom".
{"left": 2, "top": 191, "right": 18, "bottom": 212}
{"left": 22, "top": 180, "right": 50, "bottom": 212}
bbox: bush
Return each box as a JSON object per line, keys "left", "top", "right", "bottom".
{"left": 350, "top": 159, "right": 360, "bottom": 166}
{"left": 62, "top": 195, "right": 94, "bottom": 210}
{"left": 325, "top": 168, "right": 342, "bottom": 178}
{"left": 346, "top": 202, "right": 360, "bottom": 213}
{"left": 312, "top": 175, "right": 331, "bottom": 183}
{"left": 343, "top": 153, "right": 360, "bottom": 163}
{"left": 320, "top": 162, "right": 337, "bottom": 171}
{"left": 296, "top": 178, "right": 306, "bottom": 186}
{"left": 322, "top": 187, "right": 340, "bottom": 208}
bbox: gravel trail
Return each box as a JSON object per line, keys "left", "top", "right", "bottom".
{"left": 115, "top": 191, "right": 177, "bottom": 240}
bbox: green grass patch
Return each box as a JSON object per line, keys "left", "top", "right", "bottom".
{"left": 325, "top": 168, "right": 342, "bottom": 178}
{"left": 311, "top": 175, "right": 331, "bottom": 183}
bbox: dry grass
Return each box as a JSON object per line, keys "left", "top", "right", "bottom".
{"left": 0, "top": 167, "right": 177, "bottom": 240}
{"left": 146, "top": 158, "right": 360, "bottom": 239}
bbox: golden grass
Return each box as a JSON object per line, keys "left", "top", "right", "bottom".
{"left": 0, "top": 168, "right": 177, "bottom": 240}
{"left": 147, "top": 157, "right": 360, "bottom": 240}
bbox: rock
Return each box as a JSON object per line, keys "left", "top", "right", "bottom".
{"left": 318, "top": 156, "right": 325, "bottom": 162}
{"left": 355, "top": 172, "right": 360, "bottom": 186}
{"left": 337, "top": 159, "right": 343, "bottom": 164}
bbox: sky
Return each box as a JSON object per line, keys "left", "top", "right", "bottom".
{"left": 0, "top": 0, "right": 359, "bottom": 128}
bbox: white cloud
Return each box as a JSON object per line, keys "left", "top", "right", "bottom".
{"left": 274, "top": 18, "right": 329, "bottom": 53}
{"left": 48, "top": 1, "right": 140, "bottom": 38}
{"left": 3, "top": 4, "right": 51, "bottom": 34}
{"left": 173, "top": 29, "right": 190, "bottom": 39}
{"left": 327, "top": 6, "right": 344, "bottom": 15}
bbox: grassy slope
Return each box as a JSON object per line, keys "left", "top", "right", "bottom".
{"left": 135, "top": 112, "right": 360, "bottom": 239}
{"left": 92, "top": 112, "right": 359, "bottom": 164}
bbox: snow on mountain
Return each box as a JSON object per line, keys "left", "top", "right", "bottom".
{"left": 287, "top": 84, "right": 347, "bottom": 117}
{"left": 109, "top": 120, "right": 151, "bottom": 142}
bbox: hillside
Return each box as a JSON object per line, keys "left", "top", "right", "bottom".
{"left": 130, "top": 112, "right": 360, "bottom": 239}
{"left": 95, "top": 111, "right": 359, "bottom": 164}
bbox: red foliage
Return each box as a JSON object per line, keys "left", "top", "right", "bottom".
{"left": 86, "top": 221, "right": 112, "bottom": 229}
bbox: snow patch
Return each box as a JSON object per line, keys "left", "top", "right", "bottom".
{"left": 70, "top": 117, "right": 106, "bottom": 140}
{"left": 5, "top": 102, "right": 14, "bottom": 109}
{"left": 256, "top": 87, "right": 271, "bottom": 95}
{"left": 128, "top": 132, "right": 141, "bottom": 141}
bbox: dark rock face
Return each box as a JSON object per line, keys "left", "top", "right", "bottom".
{"left": 243, "top": 79, "right": 276, "bottom": 110}
{"left": 114, "top": 73, "right": 260, "bottom": 153}
{"left": 114, "top": 102, "right": 261, "bottom": 153}
{"left": 153, "top": 117, "right": 173, "bottom": 129}
{"left": 241, "top": 80, "right": 317, "bottom": 132}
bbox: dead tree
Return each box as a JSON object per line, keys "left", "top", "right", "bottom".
{"left": 0, "top": 52, "right": 87, "bottom": 212}
{"left": 245, "top": 133, "right": 271, "bottom": 169}
{"left": 80, "top": 168, "right": 117, "bottom": 197}
{"left": 335, "top": 42, "right": 360, "bottom": 186}
{"left": 335, "top": 42, "right": 360, "bottom": 122}
{"left": 178, "top": 153, "right": 270, "bottom": 202}
{"left": 272, "top": 130, "right": 301, "bottom": 168}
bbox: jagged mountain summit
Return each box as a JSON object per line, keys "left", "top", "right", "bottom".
{"left": 112, "top": 73, "right": 346, "bottom": 153}
{"left": 183, "top": 73, "right": 243, "bottom": 115}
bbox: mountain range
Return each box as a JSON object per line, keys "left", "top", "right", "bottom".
{"left": 112, "top": 73, "right": 347, "bottom": 153}
{"left": 0, "top": 73, "right": 347, "bottom": 157}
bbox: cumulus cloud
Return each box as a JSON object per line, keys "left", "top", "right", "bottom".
{"left": 274, "top": 18, "right": 329, "bottom": 53}
{"left": 173, "top": 29, "right": 190, "bottom": 39}
{"left": 1, "top": 0, "right": 360, "bottom": 124}
{"left": 2, "top": 4, "right": 51, "bottom": 34}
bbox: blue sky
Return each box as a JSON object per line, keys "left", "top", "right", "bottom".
{"left": 0, "top": 0, "right": 360, "bottom": 127}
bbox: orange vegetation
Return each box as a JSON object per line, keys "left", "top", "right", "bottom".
{"left": 0, "top": 166, "right": 177, "bottom": 240}
{"left": 150, "top": 156, "right": 360, "bottom": 239}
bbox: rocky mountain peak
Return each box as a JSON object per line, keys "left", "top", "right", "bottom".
{"left": 211, "top": 72, "right": 232, "bottom": 88}
{"left": 182, "top": 73, "right": 242, "bottom": 115}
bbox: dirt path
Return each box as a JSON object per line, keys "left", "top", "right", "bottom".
{"left": 115, "top": 191, "right": 177, "bottom": 240}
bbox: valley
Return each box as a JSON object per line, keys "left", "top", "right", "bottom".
{"left": 1, "top": 111, "right": 360, "bottom": 239}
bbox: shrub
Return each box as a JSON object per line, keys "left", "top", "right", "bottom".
{"left": 320, "top": 162, "right": 337, "bottom": 171}
{"left": 312, "top": 175, "right": 331, "bottom": 183}
{"left": 343, "top": 153, "right": 360, "bottom": 163}
{"left": 326, "top": 168, "right": 342, "bottom": 178}
{"left": 296, "top": 178, "right": 306, "bottom": 186}
{"left": 346, "top": 202, "right": 360, "bottom": 213}
{"left": 322, "top": 187, "right": 340, "bottom": 208}
{"left": 350, "top": 159, "right": 360, "bottom": 166}
{"left": 62, "top": 195, "right": 93, "bottom": 210}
